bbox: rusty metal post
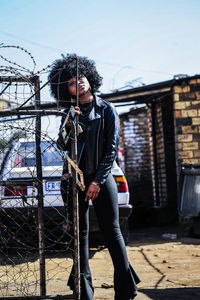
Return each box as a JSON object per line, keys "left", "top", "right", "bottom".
{"left": 72, "top": 58, "right": 81, "bottom": 300}
{"left": 34, "top": 76, "right": 46, "bottom": 296}
{"left": 71, "top": 125, "right": 80, "bottom": 300}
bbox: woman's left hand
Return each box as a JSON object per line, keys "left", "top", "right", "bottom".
{"left": 85, "top": 181, "right": 100, "bottom": 202}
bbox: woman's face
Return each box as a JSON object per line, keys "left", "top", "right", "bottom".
{"left": 67, "top": 76, "right": 91, "bottom": 96}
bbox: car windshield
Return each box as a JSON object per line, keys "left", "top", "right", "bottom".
{"left": 13, "top": 141, "right": 63, "bottom": 168}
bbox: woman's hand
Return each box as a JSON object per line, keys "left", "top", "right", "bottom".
{"left": 74, "top": 106, "right": 81, "bottom": 115}
{"left": 85, "top": 181, "right": 100, "bottom": 202}
{"left": 65, "top": 106, "right": 81, "bottom": 127}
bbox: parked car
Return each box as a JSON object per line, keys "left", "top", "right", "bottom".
{"left": 0, "top": 138, "right": 132, "bottom": 244}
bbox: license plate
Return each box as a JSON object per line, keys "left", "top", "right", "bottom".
{"left": 45, "top": 181, "right": 61, "bottom": 191}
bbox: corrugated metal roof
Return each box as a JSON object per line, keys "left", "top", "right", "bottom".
{"left": 101, "top": 74, "right": 200, "bottom": 103}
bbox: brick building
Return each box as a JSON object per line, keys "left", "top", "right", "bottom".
{"left": 101, "top": 75, "right": 200, "bottom": 226}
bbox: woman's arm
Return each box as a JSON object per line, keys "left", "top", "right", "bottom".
{"left": 94, "top": 103, "right": 120, "bottom": 185}
{"left": 56, "top": 106, "right": 80, "bottom": 151}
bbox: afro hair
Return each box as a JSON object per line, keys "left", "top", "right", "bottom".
{"left": 48, "top": 53, "right": 103, "bottom": 107}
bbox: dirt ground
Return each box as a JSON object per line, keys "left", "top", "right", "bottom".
{"left": 89, "top": 224, "right": 200, "bottom": 300}
{"left": 1, "top": 224, "right": 200, "bottom": 300}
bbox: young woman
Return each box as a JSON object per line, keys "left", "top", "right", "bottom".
{"left": 48, "top": 54, "right": 140, "bottom": 300}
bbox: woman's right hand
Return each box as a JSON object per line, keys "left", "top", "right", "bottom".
{"left": 85, "top": 181, "right": 100, "bottom": 202}
{"left": 65, "top": 106, "right": 81, "bottom": 128}
{"left": 74, "top": 106, "right": 81, "bottom": 115}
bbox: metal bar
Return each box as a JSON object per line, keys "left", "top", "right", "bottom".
{"left": 34, "top": 76, "right": 46, "bottom": 296}
{"left": 0, "top": 82, "right": 11, "bottom": 97}
{"left": 18, "top": 102, "right": 59, "bottom": 110}
{"left": 75, "top": 57, "right": 79, "bottom": 138}
{"left": 0, "top": 76, "right": 35, "bottom": 83}
{"left": 0, "top": 116, "right": 34, "bottom": 123}
{"left": 76, "top": 58, "right": 79, "bottom": 108}
{"left": 66, "top": 154, "right": 85, "bottom": 191}
{"left": 0, "top": 109, "right": 67, "bottom": 117}
{"left": 71, "top": 128, "right": 81, "bottom": 300}
{"left": 72, "top": 58, "right": 81, "bottom": 300}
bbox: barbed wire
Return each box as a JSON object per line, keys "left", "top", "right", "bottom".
{"left": 0, "top": 44, "right": 36, "bottom": 74}
{"left": 0, "top": 44, "right": 76, "bottom": 299}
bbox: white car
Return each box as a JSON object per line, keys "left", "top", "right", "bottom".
{"left": 0, "top": 138, "right": 132, "bottom": 242}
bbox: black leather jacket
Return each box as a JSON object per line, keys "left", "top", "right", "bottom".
{"left": 57, "top": 96, "right": 120, "bottom": 185}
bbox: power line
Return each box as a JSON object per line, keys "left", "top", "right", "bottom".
{"left": 0, "top": 30, "right": 174, "bottom": 76}
{"left": 0, "top": 31, "right": 63, "bottom": 53}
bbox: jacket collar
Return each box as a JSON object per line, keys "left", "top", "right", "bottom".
{"left": 95, "top": 95, "right": 106, "bottom": 108}
{"left": 87, "top": 95, "right": 105, "bottom": 121}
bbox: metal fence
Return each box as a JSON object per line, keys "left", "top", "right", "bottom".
{"left": 0, "top": 73, "right": 80, "bottom": 299}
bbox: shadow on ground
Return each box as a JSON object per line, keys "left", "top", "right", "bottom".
{"left": 128, "top": 224, "right": 200, "bottom": 247}
{"left": 139, "top": 287, "right": 200, "bottom": 300}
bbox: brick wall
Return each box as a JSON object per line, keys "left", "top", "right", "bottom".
{"left": 120, "top": 93, "right": 177, "bottom": 212}
{"left": 116, "top": 76, "right": 200, "bottom": 223}
{"left": 151, "top": 101, "right": 168, "bottom": 207}
{"left": 120, "top": 106, "right": 154, "bottom": 207}
{"left": 173, "top": 78, "right": 200, "bottom": 169}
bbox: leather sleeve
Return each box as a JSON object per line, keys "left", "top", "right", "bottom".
{"left": 94, "top": 103, "right": 120, "bottom": 184}
{"left": 56, "top": 112, "right": 71, "bottom": 152}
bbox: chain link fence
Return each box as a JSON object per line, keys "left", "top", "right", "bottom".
{"left": 0, "top": 46, "right": 80, "bottom": 299}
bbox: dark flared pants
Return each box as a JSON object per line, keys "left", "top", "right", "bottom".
{"left": 66, "top": 172, "right": 140, "bottom": 300}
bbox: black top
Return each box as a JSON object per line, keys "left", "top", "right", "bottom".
{"left": 78, "top": 101, "right": 94, "bottom": 173}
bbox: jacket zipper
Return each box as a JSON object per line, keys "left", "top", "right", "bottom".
{"left": 96, "top": 112, "right": 101, "bottom": 169}
{"left": 78, "top": 142, "right": 85, "bottom": 165}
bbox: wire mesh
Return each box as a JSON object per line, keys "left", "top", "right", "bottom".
{"left": 0, "top": 46, "right": 78, "bottom": 299}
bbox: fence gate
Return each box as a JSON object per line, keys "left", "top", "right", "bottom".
{"left": 0, "top": 74, "right": 80, "bottom": 299}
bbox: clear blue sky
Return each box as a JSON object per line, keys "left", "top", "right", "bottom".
{"left": 1, "top": 0, "right": 200, "bottom": 95}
